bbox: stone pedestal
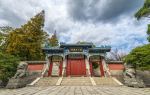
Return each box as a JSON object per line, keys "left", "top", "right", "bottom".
{"left": 6, "top": 78, "right": 28, "bottom": 89}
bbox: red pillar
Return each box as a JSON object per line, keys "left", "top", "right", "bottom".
{"left": 82, "top": 58, "right": 86, "bottom": 76}
{"left": 66, "top": 57, "right": 71, "bottom": 76}
{"left": 100, "top": 57, "right": 104, "bottom": 77}
{"left": 89, "top": 61, "right": 93, "bottom": 76}
{"left": 48, "top": 57, "right": 53, "bottom": 76}
{"left": 59, "top": 61, "right": 63, "bottom": 76}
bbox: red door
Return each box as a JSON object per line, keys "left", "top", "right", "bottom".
{"left": 67, "top": 58, "right": 86, "bottom": 76}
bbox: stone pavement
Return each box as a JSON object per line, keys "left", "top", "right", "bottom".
{"left": 0, "top": 86, "right": 150, "bottom": 95}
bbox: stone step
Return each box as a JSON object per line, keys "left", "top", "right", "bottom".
{"left": 61, "top": 77, "right": 93, "bottom": 86}
{"left": 93, "top": 77, "right": 119, "bottom": 86}
{"left": 34, "top": 77, "right": 59, "bottom": 86}
{"left": 33, "top": 77, "right": 120, "bottom": 86}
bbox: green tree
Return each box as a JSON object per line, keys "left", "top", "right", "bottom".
{"left": 135, "top": 0, "right": 150, "bottom": 42}
{"left": 6, "top": 10, "right": 47, "bottom": 60}
{"left": 125, "top": 0, "right": 150, "bottom": 70}
{"left": 125, "top": 44, "right": 150, "bottom": 70}
{"left": 135, "top": 0, "right": 150, "bottom": 20}
{"left": 0, "top": 52, "right": 19, "bottom": 83}
{"left": 147, "top": 24, "right": 150, "bottom": 42}
{"left": 49, "top": 31, "right": 59, "bottom": 47}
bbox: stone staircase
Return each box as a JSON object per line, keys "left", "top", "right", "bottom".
{"left": 34, "top": 77, "right": 59, "bottom": 86}
{"left": 61, "top": 77, "right": 93, "bottom": 86}
{"left": 33, "top": 77, "right": 121, "bottom": 86}
{"left": 93, "top": 77, "right": 119, "bottom": 86}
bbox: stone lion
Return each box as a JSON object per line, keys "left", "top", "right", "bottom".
{"left": 13, "top": 62, "right": 28, "bottom": 79}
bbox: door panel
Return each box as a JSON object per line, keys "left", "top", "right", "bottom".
{"left": 67, "top": 58, "right": 86, "bottom": 76}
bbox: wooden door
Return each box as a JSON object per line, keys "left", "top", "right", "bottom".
{"left": 67, "top": 58, "right": 86, "bottom": 76}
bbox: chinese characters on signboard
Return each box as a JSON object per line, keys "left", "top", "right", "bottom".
{"left": 69, "top": 47, "right": 83, "bottom": 52}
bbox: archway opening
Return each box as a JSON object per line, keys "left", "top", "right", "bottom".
{"left": 48, "top": 55, "right": 63, "bottom": 76}
{"left": 89, "top": 55, "right": 104, "bottom": 77}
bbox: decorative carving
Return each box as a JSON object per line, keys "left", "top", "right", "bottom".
{"left": 6, "top": 62, "right": 38, "bottom": 88}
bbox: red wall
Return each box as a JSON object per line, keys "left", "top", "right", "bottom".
{"left": 28, "top": 64, "right": 44, "bottom": 71}
{"left": 108, "top": 64, "right": 124, "bottom": 70}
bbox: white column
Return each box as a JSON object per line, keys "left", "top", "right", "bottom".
{"left": 42, "top": 55, "right": 50, "bottom": 76}
{"left": 62, "top": 56, "right": 67, "bottom": 76}
{"left": 102, "top": 58, "right": 111, "bottom": 77}
{"left": 85, "top": 56, "right": 91, "bottom": 76}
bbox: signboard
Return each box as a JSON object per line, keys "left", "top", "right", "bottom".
{"left": 69, "top": 47, "right": 83, "bottom": 52}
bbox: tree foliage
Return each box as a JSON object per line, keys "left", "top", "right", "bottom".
{"left": 48, "top": 31, "right": 59, "bottom": 47}
{"left": 125, "top": 44, "right": 150, "bottom": 70}
{"left": 147, "top": 24, "right": 150, "bottom": 42}
{"left": 127, "top": 0, "right": 150, "bottom": 70}
{"left": 0, "top": 52, "right": 19, "bottom": 82}
{"left": 135, "top": 0, "right": 150, "bottom": 42}
{"left": 135, "top": 0, "right": 150, "bottom": 20}
{"left": 6, "top": 10, "right": 48, "bottom": 60}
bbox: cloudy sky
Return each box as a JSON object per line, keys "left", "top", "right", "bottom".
{"left": 0, "top": 0, "right": 148, "bottom": 52}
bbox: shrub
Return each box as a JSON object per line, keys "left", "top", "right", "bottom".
{"left": 0, "top": 52, "right": 20, "bottom": 83}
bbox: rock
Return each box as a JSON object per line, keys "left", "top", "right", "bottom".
{"left": 6, "top": 62, "right": 29, "bottom": 89}
{"left": 123, "top": 66, "right": 145, "bottom": 88}
{"left": 0, "top": 80, "right": 2, "bottom": 87}
{"left": 124, "top": 74, "right": 145, "bottom": 87}
{"left": 6, "top": 78, "right": 28, "bottom": 89}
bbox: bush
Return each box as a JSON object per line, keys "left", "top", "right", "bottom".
{"left": 0, "top": 52, "right": 20, "bottom": 83}
{"left": 92, "top": 62, "right": 99, "bottom": 69}
{"left": 125, "top": 44, "right": 150, "bottom": 70}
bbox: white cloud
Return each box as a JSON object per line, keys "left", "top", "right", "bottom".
{"left": 0, "top": 0, "right": 148, "bottom": 53}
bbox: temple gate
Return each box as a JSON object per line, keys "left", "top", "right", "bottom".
{"left": 42, "top": 43, "right": 111, "bottom": 77}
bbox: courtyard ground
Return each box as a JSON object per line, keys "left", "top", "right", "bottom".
{"left": 0, "top": 86, "right": 150, "bottom": 95}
